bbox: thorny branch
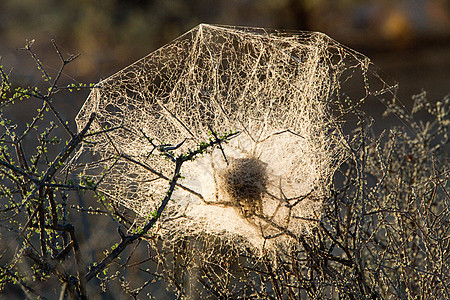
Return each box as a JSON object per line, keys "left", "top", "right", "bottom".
{"left": 1, "top": 40, "right": 238, "bottom": 297}
{"left": 85, "top": 129, "right": 238, "bottom": 282}
{"left": 0, "top": 41, "right": 95, "bottom": 299}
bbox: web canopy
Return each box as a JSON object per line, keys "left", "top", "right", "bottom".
{"left": 74, "top": 24, "right": 393, "bottom": 248}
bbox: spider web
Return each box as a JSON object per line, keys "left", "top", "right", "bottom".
{"left": 73, "top": 24, "right": 394, "bottom": 249}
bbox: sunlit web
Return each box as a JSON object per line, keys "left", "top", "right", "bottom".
{"left": 73, "top": 24, "right": 394, "bottom": 249}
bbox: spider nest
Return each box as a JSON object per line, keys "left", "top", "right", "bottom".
{"left": 217, "top": 157, "right": 268, "bottom": 217}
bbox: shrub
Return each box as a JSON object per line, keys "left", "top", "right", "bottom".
{"left": 0, "top": 40, "right": 448, "bottom": 299}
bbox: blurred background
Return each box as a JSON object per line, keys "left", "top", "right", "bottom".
{"left": 0, "top": 1, "right": 448, "bottom": 298}
{"left": 1, "top": 0, "right": 449, "bottom": 106}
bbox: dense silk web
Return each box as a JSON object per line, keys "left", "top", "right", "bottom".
{"left": 73, "top": 24, "right": 393, "bottom": 249}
